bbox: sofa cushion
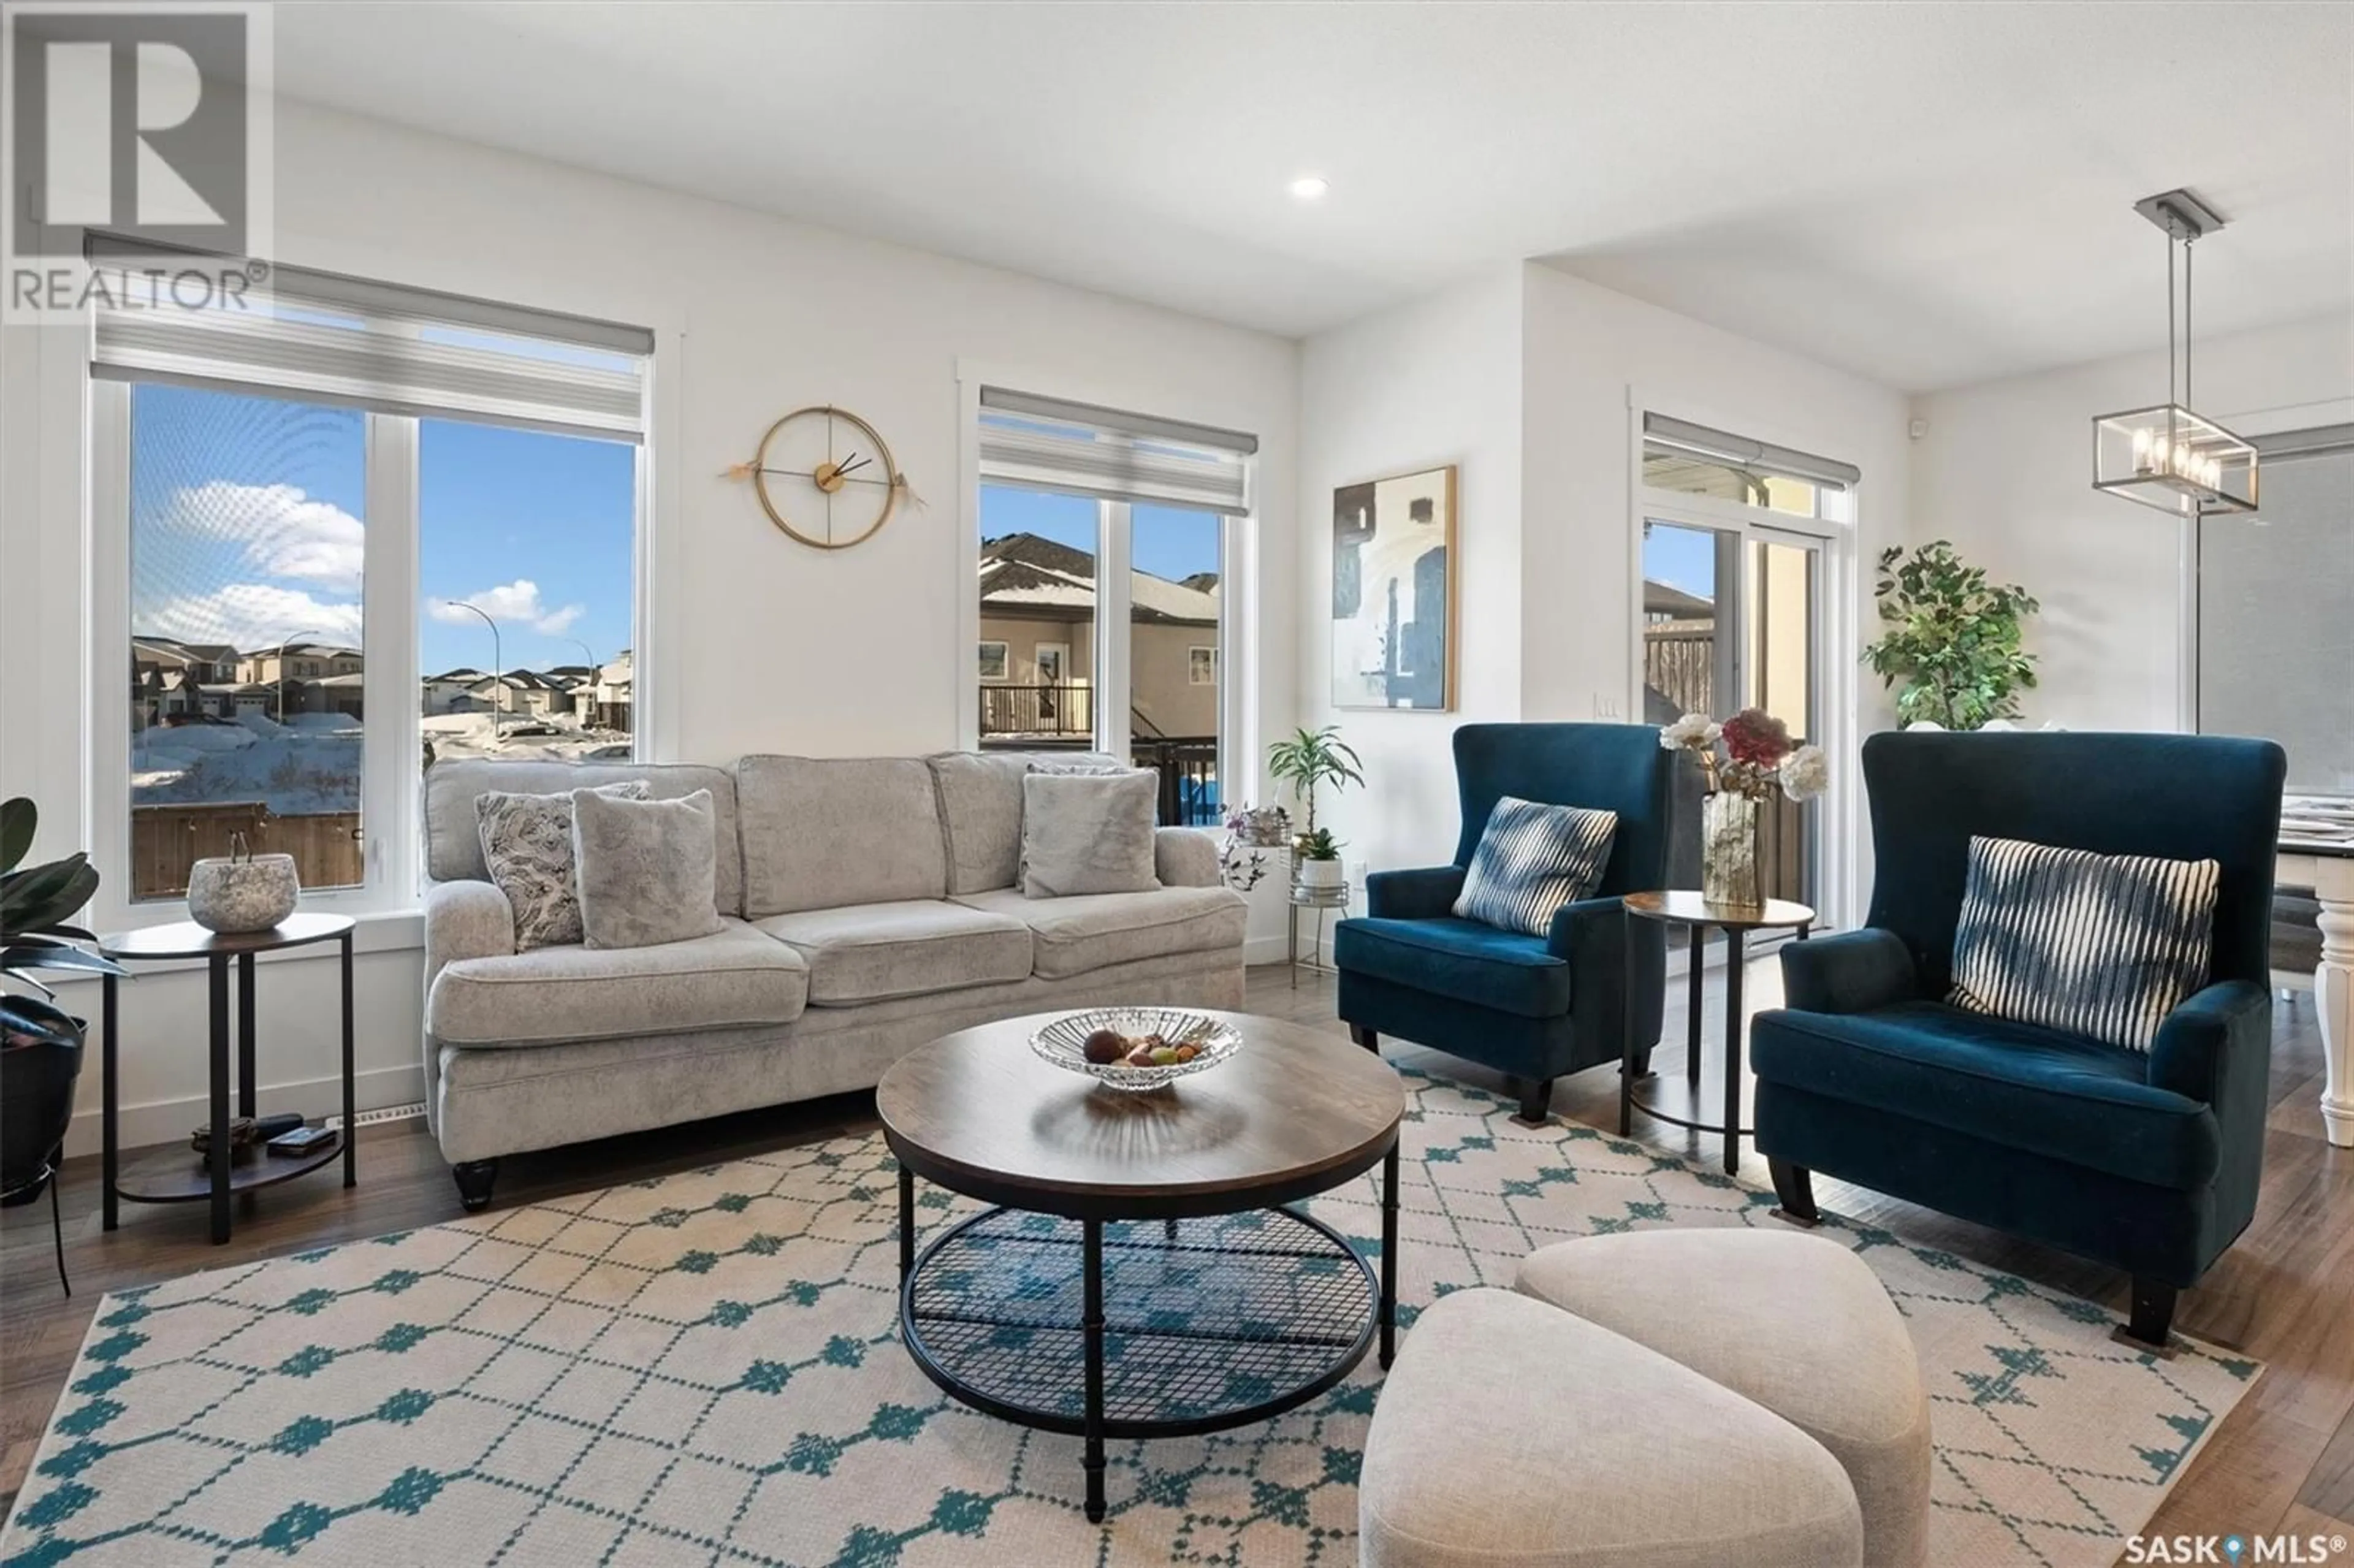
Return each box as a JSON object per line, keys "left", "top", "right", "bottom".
{"left": 475, "top": 781, "right": 648, "bottom": 951}
{"left": 736, "top": 755, "right": 948, "bottom": 916}
{"left": 426, "top": 759, "right": 744, "bottom": 916}
{"left": 1020, "top": 769, "right": 1160, "bottom": 897}
{"left": 1749, "top": 1000, "right": 2220, "bottom": 1190}
{"left": 573, "top": 788, "right": 728, "bottom": 951}
{"left": 953, "top": 885, "right": 1245, "bottom": 980}
{"left": 753, "top": 899, "right": 1033, "bottom": 1006}
{"left": 928, "top": 749, "right": 1122, "bottom": 894}
{"left": 1332, "top": 916, "right": 1572, "bottom": 1019}
{"left": 428, "top": 918, "right": 807, "bottom": 1046}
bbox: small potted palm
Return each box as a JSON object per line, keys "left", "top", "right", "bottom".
{"left": 1267, "top": 726, "right": 1363, "bottom": 891}
{"left": 3, "top": 797, "right": 126, "bottom": 1295}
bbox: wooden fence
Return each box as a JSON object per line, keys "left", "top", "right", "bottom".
{"left": 131, "top": 803, "right": 364, "bottom": 899}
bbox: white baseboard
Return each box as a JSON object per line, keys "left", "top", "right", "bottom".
{"left": 64, "top": 1062, "right": 428, "bottom": 1159}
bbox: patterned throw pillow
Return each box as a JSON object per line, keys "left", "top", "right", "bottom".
{"left": 475, "top": 782, "right": 649, "bottom": 950}
{"left": 1948, "top": 835, "right": 2220, "bottom": 1051}
{"left": 1452, "top": 797, "right": 1619, "bottom": 938}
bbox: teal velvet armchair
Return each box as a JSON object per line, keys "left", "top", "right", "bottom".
{"left": 1334, "top": 723, "right": 1673, "bottom": 1124}
{"left": 1751, "top": 731, "right": 2285, "bottom": 1348}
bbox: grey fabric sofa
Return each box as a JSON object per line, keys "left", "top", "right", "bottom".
{"left": 421, "top": 750, "right": 1247, "bottom": 1208}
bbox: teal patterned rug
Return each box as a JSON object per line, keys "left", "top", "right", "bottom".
{"left": 2, "top": 1069, "right": 2257, "bottom": 1567}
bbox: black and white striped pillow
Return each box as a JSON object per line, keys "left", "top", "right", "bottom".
{"left": 1948, "top": 835, "right": 2220, "bottom": 1051}
{"left": 1452, "top": 797, "right": 1618, "bottom": 937}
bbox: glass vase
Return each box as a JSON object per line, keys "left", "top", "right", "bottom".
{"left": 1701, "top": 791, "right": 1762, "bottom": 910}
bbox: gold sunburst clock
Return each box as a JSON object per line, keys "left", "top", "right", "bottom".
{"left": 723, "top": 405, "right": 918, "bottom": 550}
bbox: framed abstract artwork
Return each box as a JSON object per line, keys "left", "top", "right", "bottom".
{"left": 1330, "top": 464, "right": 1457, "bottom": 710}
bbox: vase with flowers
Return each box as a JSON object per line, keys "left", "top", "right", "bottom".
{"left": 1659, "top": 710, "right": 1830, "bottom": 909}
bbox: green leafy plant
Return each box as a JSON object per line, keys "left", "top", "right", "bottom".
{"left": 2, "top": 798, "right": 124, "bottom": 1051}
{"left": 1862, "top": 541, "right": 2040, "bottom": 731}
{"left": 1265, "top": 726, "right": 1364, "bottom": 839}
{"left": 1297, "top": 828, "right": 1343, "bottom": 862}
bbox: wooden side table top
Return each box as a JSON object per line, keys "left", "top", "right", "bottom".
{"left": 1621, "top": 890, "right": 1815, "bottom": 932}
{"left": 877, "top": 1011, "right": 1403, "bottom": 1210}
{"left": 99, "top": 911, "right": 356, "bottom": 962}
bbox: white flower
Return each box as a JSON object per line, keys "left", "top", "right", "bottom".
{"left": 1659, "top": 713, "right": 1721, "bottom": 752}
{"left": 1778, "top": 744, "right": 1830, "bottom": 802}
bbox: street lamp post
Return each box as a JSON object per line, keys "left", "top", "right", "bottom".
{"left": 275, "top": 630, "right": 323, "bottom": 724}
{"left": 565, "top": 639, "right": 597, "bottom": 726}
{"left": 441, "top": 602, "right": 503, "bottom": 729}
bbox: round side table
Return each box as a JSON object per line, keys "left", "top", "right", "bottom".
{"left": 99, "top": 912, "right": 357, "bottom": 1244}
{"left": 1617, "top": 891, "right": 1813, "bottom": 1175}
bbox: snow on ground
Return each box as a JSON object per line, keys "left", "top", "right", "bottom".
{"left": 132, "top": 712, "right": 629, "bottom": 815}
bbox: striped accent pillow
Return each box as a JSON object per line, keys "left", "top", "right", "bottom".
{"left": 1948, "top": 835, "right": 2221, "bottom": 1051}
{"left": 1452, "top": 796, "right": 1619, "bottom": 937}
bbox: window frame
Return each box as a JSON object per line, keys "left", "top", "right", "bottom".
{"left": 90, "top": 381, "right": 647, "bottom": 931}
{"left": 958, "top": 367, "right": 1253, "bottom": 813}
{"left": 1628, "top": 397, "right": 1860, "bottom": 934}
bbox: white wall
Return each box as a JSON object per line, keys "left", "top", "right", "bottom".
{"left": 1293, "top": 265, "right": 1527, "bottom": 877}
{"left": 2, "top": 97, "right": 1301, "bottom": 1155}
{"left": 1290, "top": 262, "right": 1908, "bottom": 929}
{"left": 1908, "top": 312, "right": 2354, "bottom": 734}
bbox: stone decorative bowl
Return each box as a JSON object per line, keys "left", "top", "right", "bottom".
{"left": 187, "top": 839, "right": 300, "bottom": 934}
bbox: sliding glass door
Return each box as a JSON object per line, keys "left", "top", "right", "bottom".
{"left": 1640, "top": 517, "right": 1823, "bottom": 908}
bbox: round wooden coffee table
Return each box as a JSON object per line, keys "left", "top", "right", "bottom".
{"left": 877, "top": 1010, "right": 1405, "bottom": 1523}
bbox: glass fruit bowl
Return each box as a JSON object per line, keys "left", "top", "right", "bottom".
{"left": 1029, "top": 1007, "right": 1244, "bottom": 1091}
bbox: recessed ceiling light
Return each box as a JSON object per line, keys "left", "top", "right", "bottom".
{"left": 1289, "top": 175, "right": 1330, "bottom": 202}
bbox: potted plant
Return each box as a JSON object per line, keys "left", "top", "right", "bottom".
{"left": 3, "top": 797, "right": 126, "bottom": 1295}
{"left": 1862, "top": 541, "right": 2040, "bottom": 730}
{"left": 1267, "top": 725, "right": 1363, "bottom": 881}
{"left": 1294, "top": 827, "right": 1346, "bottom": 890}
{"left": 1659, "top": 712, "right": 1829, "bottom": 908}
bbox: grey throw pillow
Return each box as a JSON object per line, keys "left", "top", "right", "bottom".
{"left": 571, "top": 787, "right": 727, "bottom": 950}
{"left": 476, "top": 781, "right": 649, "bottom": 950}
{"left": 1020, "top": 771, "right": 1160, "bottom": 898}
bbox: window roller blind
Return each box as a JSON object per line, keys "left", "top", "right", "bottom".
{"left": 978, "top": 386, "right": 1255, "bottom": 516}
{"left": 89, "top": 260, "right": 653, "bottom": 441}
{"left": 1643, "top": 412, "right": 1861, "bottom": 489}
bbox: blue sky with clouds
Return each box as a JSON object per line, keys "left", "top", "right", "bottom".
{"left": 129, "top": 384, "right": 636, "bottom": 676}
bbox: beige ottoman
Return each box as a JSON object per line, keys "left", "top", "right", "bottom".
{"left": 1515, "top": 1230, "right": 1932, "bottom": 1568}
{"left": 1360, "top": 1288, "right": 1863, "bottom": 1568}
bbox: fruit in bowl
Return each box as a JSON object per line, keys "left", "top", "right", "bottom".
{"left": 1031, "top": 1008, "right": 1239, "bottom": 1088}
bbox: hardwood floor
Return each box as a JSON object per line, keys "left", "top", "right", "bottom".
{"left": 5, "top": 961, "right": 2349, "bottom": 1558}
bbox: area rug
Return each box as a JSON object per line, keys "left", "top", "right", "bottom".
{"left": 3, "top": 1068, "right": 2257, "bottom": 1567}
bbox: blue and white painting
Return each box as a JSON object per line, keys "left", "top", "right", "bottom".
{"left": 1331, "top": 464, "right": 1455, "bottom": 710}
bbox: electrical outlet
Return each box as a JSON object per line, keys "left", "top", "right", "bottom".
{"left": 1592, "top": 692, "right": 1623, "bottom": 720}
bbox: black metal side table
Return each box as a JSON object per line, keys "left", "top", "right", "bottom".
{"left": 1618, "top": 891, "right": 1813, "bottom": 1175}
{"left": 99, "top": 912, "right": 357, "bottom": 1244}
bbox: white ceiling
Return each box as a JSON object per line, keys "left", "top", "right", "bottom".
{"left": 273, "top": 1, "right": 2354, "bottom": 392}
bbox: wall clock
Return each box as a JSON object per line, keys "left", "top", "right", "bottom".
{"left": 725, "top": 405, "right": 912, "bottom": 550}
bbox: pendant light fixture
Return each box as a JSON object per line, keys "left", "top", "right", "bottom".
{"left": 2091, "top": 189, "right": 2258, "bottom": 516}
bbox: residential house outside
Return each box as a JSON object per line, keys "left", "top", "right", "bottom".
{"left": 976, "top": 533, "right": 1218, "bottom": 742}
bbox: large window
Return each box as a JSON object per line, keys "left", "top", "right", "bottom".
{"left": 2196, "top": 429, "right": 2354, "bottom": 794}
{"left": 102, "top": 265, "right": 650, "bottom": 907}
{"left": 973, "top": 389, "right": 1249, "bottom": 826}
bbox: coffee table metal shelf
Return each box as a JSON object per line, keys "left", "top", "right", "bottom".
{"left": 902, "top": 1208, "right": 1376, "bottom": 1437}
{"left": 878, "top": 1011, "right": 1404, "bottom": 1523}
